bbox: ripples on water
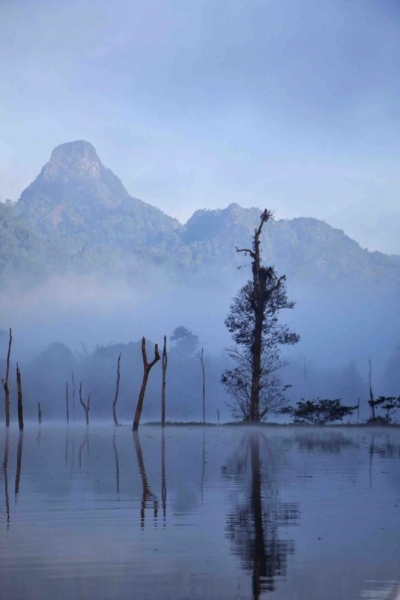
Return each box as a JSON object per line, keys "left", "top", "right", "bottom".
{"left": 1, "top": 425, "right": 400, "bottom": 600}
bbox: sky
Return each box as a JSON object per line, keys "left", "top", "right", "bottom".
{"left": 1, "top": 0, "right": 400, "bottom": 254}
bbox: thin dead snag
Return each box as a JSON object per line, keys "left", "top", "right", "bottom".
{"left": 113, "top": 353, "right": 121, "bottom": 426}
{"left": 16, "top": 363, "right": 24, "bottom": 431}
{"left": 2, "top": 328, "right": 12, "bottom": 427}
{"left": 369, "top": 357, "right": 376, "bottom": 420}
{"left": 200, "top": 347, "right": 206, "bottom": 424}
{"left": 79, "top": 382, "right": 91, "bottom": 426}
{"left": 161, "top": 336, "right": 167, "bottom": 427}
{"left": 71, "top": 369, "right": 76, "bottom": 422}
{"left": 38, "top": 402, "right": 42, "bottom": 425}
{"left": 132, "top": 337, "right": 160, "bottom": 431}
{"left": 66, "top": 382, "right": 69, "bottom": 424}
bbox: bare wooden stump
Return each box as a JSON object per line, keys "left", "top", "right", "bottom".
{"left": 2, "top": 329, "right": 12, "bottom": 427}
{"left": 66, "top": 382, "right": 69, "bottom": 424}
{"left": 200, "top": 347, "right": 206, "bottom": 424}
{"left": 132, "top": 337, "right": 160, "bottom": 431}
{"left": 16, "top": 363, "right": 24, "bottom": 431}
{"left": 161, "top": 336, "right": 167, "bottom": 427}
{"left": 113, "top": 353, "right": 121, "bottom": 426}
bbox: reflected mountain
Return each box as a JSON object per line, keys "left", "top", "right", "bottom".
{"left": 224, "top": 431, "right": 299, "bottom": 598}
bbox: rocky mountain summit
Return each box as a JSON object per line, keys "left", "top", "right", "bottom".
{"left": 1, "top": 140, "right": 399, "bottom": 289}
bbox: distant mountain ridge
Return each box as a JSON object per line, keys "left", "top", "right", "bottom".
{"left": 1, "top": 140, "right": 399, "bottom": 288}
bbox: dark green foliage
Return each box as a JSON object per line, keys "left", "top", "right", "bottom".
{"left": 222, "top": 274, "right": 299, "bottom": 421}
{"left": 281, "top": 398, "right": 358, "bottom": 425}
{"left": 368, "top": 396, "right": 400, "bottom": 423}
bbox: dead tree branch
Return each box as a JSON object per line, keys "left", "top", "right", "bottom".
{"left": 113, "top": 353, "right": 121, "bottom": 426}
{"left": 79, "top": 382, "right": 90, "bottom": 426}
{"left": 16, "top": 363, "right": 24, "bottom": 431}
{"left": 2, "top": 328, "right": 12, "bottom": 427}
{"left": 133, "top": 338, "right": 160, "bottom": 431}
{"left": 161, "top": 336, "right": 167, "bottom": 427}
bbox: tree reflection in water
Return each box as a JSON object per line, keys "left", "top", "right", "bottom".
{"left": 224, "top": 431, "right": 299, "bottom": 599}
{"left": 2, "top": 431, "right": 10, "bottom": 528}
{"left": 15, "top": 432, "right": 23, "bottom": 503}
{"left": 133, "top": 432, "right": 158, "bottom": 528}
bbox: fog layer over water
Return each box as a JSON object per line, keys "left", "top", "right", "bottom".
{"left": 1, "top": 425, "right": 400, "bottom": 600}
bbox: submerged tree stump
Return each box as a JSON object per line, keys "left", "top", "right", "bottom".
{"left": 79, "top": 383, "right": 91, "bottom": 426}
{"left": 16, "top": 363, "right": 24, "bottom": 431}
{"left": 113, "top": 353, "right": 121, "bottom": 426}
{"left": 2, "top": 329, "right": 12, "bottom": 427}
{"left": 161, "top": 336, "right": 167, "bottom": 427}
{"left": 133, "top": 337, "right": 160, "bottom": 431}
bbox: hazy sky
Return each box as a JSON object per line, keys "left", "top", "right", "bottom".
{"left": 1, "top": 0, "right": 400, "bottom": 253}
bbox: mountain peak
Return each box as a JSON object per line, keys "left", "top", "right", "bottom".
{"left": 42, "top": 140, "right": 102, "bottom": 182}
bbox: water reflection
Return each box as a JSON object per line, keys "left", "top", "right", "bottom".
{"left": 79, "top": 432, "right": 89, "bottom": 469}
{"left": 113, "top": 429, "right": 120, "bottom": 495}
{"left": 161, "top": 430, "right": 167, "bottom": 524}
{"left": 2, "top": 431, "right": 9, "bottom": 528}
{"left": 133, "top": 432, "right": 158, "bottom": 528}
{"left": 224, "top": 431, "right": 299, "bottom": 598}
{"left": 295, "top": 432, "right": 358, "bottom": 454}
{"left": 14, "top": 432, "right": 23, "bottom": 503}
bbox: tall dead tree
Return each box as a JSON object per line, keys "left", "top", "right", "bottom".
{"left": 79, "top": 382, "right": 91, "bottom": 426}
{"left": 368, "top": 357, "right": 376, "bottom": 420}
{"left": 38, "top": 402, "right": 42, "bottom": 425}
{"left": 133, "top": 337, "right": 160, "bottom": 431}
{"left": 71, "top": 368, "right": 76, "bottom": 422}
{"left": 161, "top": 336, "right": 167, "bottom": 427}
{"left": 236, "top": 210, "right": 285, "bottom": 422}
{"left": 113, "top": 353, "right": 121, "bottom": 426}
{"left": 2, "top": 328, "right": 12, "bottom": 427}
{"left": 200, "top": 348, "right": 206, "bottom": 424}
{"left": 16, "top": 363, "right": 24, "bottom": 431}
{"left": 66, "top": 382, "right": 69, "bottom": 424}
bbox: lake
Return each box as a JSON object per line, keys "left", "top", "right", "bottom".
{"left": 1, "top": 425, "right": 400, "bottom": 600}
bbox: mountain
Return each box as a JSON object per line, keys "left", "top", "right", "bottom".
{"left": 1, "top": 139, "right": 399, "bottom": 291}
{"left": 18, "top": 140, "right": 183, "bottom": 260}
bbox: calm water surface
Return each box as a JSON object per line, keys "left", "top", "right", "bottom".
{"left": 1, "top": 425, "right": 400, "bottom": 600}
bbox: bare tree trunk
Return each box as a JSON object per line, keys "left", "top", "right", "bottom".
{"left": 133, "top": 338, "right": 160, "bottom": 431}
{"left": 2, "top": 328, "right": 12, "bottom": 427}
{"left": 66, "top": 382, "right": 69, "bottom": 424}
{"left": 16, "top": 363, "right": 24, "bottom": 431}
{"left": 113, "top": 353, "right": 121, "bottom": 426}
{"left": 79, "top": 382, "right": 90, "bottom": 426}
{"left": 200, "top": 347, "right": 206, "bottom": 423}
{"left": 71, "top": 368, "right": 76, "bottom": 422}
{"left": 161, "top": 336, "right": 167, "bottom": 427}
{"left": 369, "top": 357, "right": 375, "bottom": 420}
{"left": 38, "top": 402, "right": 42, "bottom": 425}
